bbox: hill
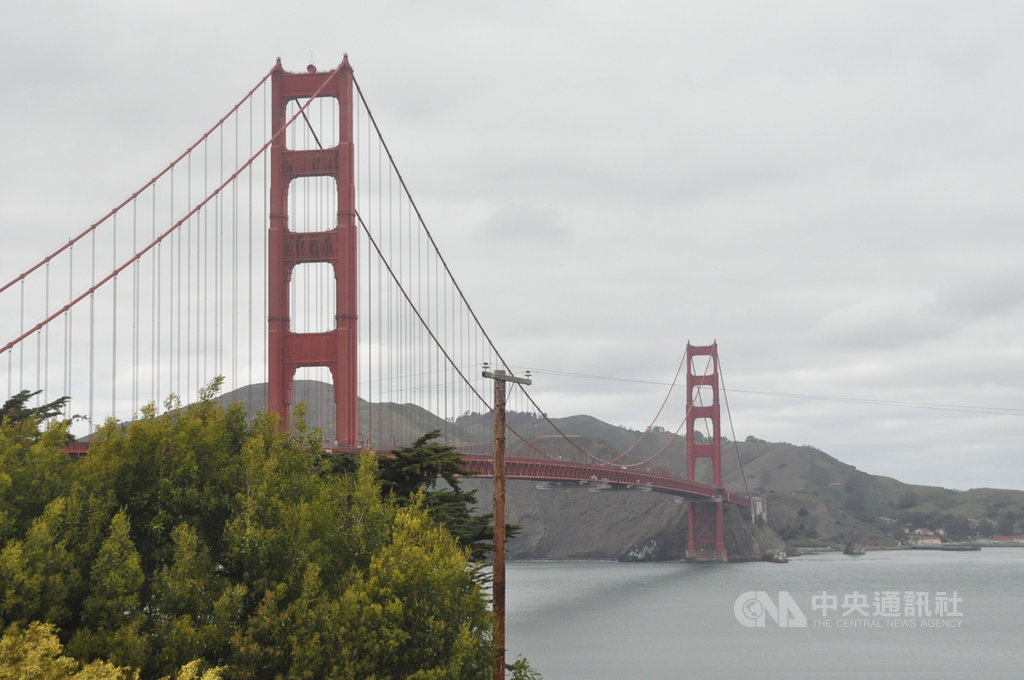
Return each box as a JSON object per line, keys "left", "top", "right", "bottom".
{"left": 217, "top": 382, "right": 1024, "bottom": 557}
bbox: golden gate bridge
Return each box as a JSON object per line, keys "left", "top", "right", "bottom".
{"left": 0, "top": 58, "right": 750, "bottom": 564}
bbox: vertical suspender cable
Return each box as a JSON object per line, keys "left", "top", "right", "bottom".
{"left": 397, "top": 170, "right": 404, "bottom": 441}
{"left": 89, "top": 231, "right": 95, "bottom": 431}
{"left": 379, "top": 128, "right": 388, "bottom": 441}
{"left": 65, "top": 247, "right": 72, "bottom": 419}
{"left": 168, "top": 171, "right": 174, "bottom": 400}
{"left": 204, "top": 141, "right": 211, "bottom": 386}
{"left": 378, "top": 118, "right": 388, "bottom": 442}
{"left": 177, "top": 168, "right": 183, "bottom": 399}
{"left": 131, "top": 198, "right": 138, "bottom": 415}
{"left": 217, "top": 124, "right": 224, "bottom": 376}
{"left": 112, "top": 215, "right": 117, "bottom": 419}
{"left": 34, "top": 325, "right": 39, "bottom": 407}
{"left": 19, "top": 279, "right": 24, "bottom": 390}
{"left": 168, "top": 170, "right": 175, "bottom": 399}
{"left": 44, "top": 262, "right": 50, "bottom": 402}
{"left": 414, "top": 192, "right": 420, "bottom": 414}
{"left": 247, "top": 93, "right": 254, "bottom": 406}
{"left": 438, "top": 253, "right": 444, "bottom": 437}
{"left": 379, "top": 112, "right": 389, "bottom": 440}
{"left": 67, "top": 246, "right": 73, "bottom": 419}
{"left": 186, "top": 153, "right": 192, "bottom": 400}
{"left": 232, "top": 109, "right": 239, "bottom": 394}
{"left": 153, "top": 186, "right": 159, "bottom": 406}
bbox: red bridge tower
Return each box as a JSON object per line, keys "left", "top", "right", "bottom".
{"left": 267, "top": 59, "right": 358, "bottom": 446}
{"left": 685, "top": 342, "right": 727, "bottom": 561}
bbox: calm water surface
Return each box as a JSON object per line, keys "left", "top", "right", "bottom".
{"left": 504, "top": 549, "right": 1024, "bottom": 679}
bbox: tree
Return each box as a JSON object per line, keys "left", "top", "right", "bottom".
{"left": 68, "top": 510, "right": 148, "bottom": 671}
{"left": 376, "top": 430, "right": 514, "bottom": 561}
{"left": 0, "top": 621, "right": 223, "bottom": 680}
{"left": 1, "top": 385, "right": 511, "bottom": 679}
{"left": 943, "top": 515, "right": 971, "bottom": 542}
{"left": 0, "top": 390, "right": 70, "bottom": 428}
{"left": 334, "top": 501, "right": 491, "bottom": 680}
{"left": 997, "top": 511, "right": 1017, "bottom": 536}
{"left": 149, "top": 523, "right": 221, "bottom": 673}
{"left": 976, "top": 519, "right": 995, "bottom": 538}
{"left": 0, "top": 621, "right": 135, "bottom": 680}
{"left": 0, "top": 415, "right": 75, "bottom": 538}
{"left": 0, "top": 497, "right": 77, "bottom": 628}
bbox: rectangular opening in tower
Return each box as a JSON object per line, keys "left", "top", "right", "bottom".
{"left": 290, "top": 262, "right": 336, "bottom": 333}
{"left": 285, "top": 97, "right": 340, "bottom": 150}
{"left": 690, "top": 353, "right": 715, "bottom": 377}
{"left": 692, "top": 458, "right": 715, "bottom": 486}
{"left": 288, "top": 176, "right": 338, "bottom": 233}
{"left": 291, "top": 366, "right": 337, "bottom": 443}
{"left": 692, "top": 417, "right": 715, "bottom": 443}
{"left": 691, "top": 383, "right": 714, "bottom": 407}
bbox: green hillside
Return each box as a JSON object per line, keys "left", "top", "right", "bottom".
{"left": 220, "top": 383, "right": 1024, "bottom": 552}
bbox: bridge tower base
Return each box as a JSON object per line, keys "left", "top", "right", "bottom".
{"left": 687, "top": 500, "right": 727, "bottom": 562}
{"left": 684, "top": 342, "right": 727, "bottom": 562}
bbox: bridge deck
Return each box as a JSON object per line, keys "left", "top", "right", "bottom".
{"left": 459, "top": 454, "right": 750, "bottom": 507}
{"left": 66, "top": 442, "right": 748, "bottom": 507}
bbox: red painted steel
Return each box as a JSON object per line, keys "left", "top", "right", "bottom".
{"left": 268, "top": 58, "right": 359, "bottom": 446}
{"left": 65, "top": 440, "right": 748, "bottom": 506}
{"left": 458, "top": 454, "right": 750, "bottom": 506}
{"left": 686, "top": 342, "right": 722, "bottom": 486}
{"left": 685, "top": 342, "right": 729, "bottom": 560}
{"left": 688, "top": 501, "right": 727, "bottom": 561}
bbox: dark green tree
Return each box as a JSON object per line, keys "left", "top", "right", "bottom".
{"left": 376, "top": 430, "right": 514, "bottom": 562}
{"left": 0, "top": 413, "right": 75, "bottom": 540}
{"left": 943, "top": 515, "right": 971, "bottom": 542}
{"left": 67, "top": 509, "right": 148, "bottom": 670}
{"left": 0, "top": 390, "right": 70, "bottom": 428}
{"left": 997, "top": 511, "right": 1017, "bottom": 536}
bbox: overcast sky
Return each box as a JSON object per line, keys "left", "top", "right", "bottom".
{"left": 2, "top": 1, "right": 1023, "bottom": 491}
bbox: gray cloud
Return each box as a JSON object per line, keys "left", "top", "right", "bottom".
{"left": 2, "top": 1, "right": 1024, "bottom": 490}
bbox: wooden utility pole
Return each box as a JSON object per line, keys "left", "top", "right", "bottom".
{"left": 482, "top": 367, "right": 531, "bottom": 680}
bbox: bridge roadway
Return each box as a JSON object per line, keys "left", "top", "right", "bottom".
{"left": 459, "top": 454, "right": 750, "bottom": 507}
{"left": 66, "top": 442, "right": 748, "bottom": 507}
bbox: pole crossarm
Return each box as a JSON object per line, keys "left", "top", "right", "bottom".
{"left": 482, "top": 368, "right": 533, "bottom": 386}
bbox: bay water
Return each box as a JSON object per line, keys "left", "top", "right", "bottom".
{"left": 505, "top": 549, "right": 1024, "bottom": 679}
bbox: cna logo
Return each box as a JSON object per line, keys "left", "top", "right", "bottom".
{"left": 734, "top": 591, "right": 808, "bottom": 628}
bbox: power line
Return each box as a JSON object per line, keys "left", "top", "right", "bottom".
{"left": 510, "top": 365, "right": 1024, "bottom": 417}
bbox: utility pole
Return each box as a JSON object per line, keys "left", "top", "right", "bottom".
{"left": 482, "top": 365, "right": 531, "bottom": 680}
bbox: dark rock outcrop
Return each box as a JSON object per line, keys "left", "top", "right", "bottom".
{"left": 465, "top": 479, "right": 784, "bottom": 561}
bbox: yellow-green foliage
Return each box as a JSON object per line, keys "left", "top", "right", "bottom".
{"left": 0, "top": 621, "right": 137, "bottom": 680}
{"left": 0, "top": 383, "right": 496, "bottom": 680}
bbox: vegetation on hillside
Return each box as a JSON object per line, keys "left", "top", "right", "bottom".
{"left": 728, "top": 438, "right": 1024, "bottom": 548}
{"left": 0, "top": 382, "right": 538, "bottom": 679}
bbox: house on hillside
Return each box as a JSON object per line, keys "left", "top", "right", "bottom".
{"left": 910, "top": 528, "right": 943, "bottom": 545}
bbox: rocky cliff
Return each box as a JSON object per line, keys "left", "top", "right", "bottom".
{"left": 463, "top": 479, "right": 784, "bottom": 561}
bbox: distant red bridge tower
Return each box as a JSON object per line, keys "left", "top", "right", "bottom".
{"left": 267, "top": 58, "right": 358, "bottom": 446}
{"left": 685, "top": 342, "right": 727, "bottom": 561}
